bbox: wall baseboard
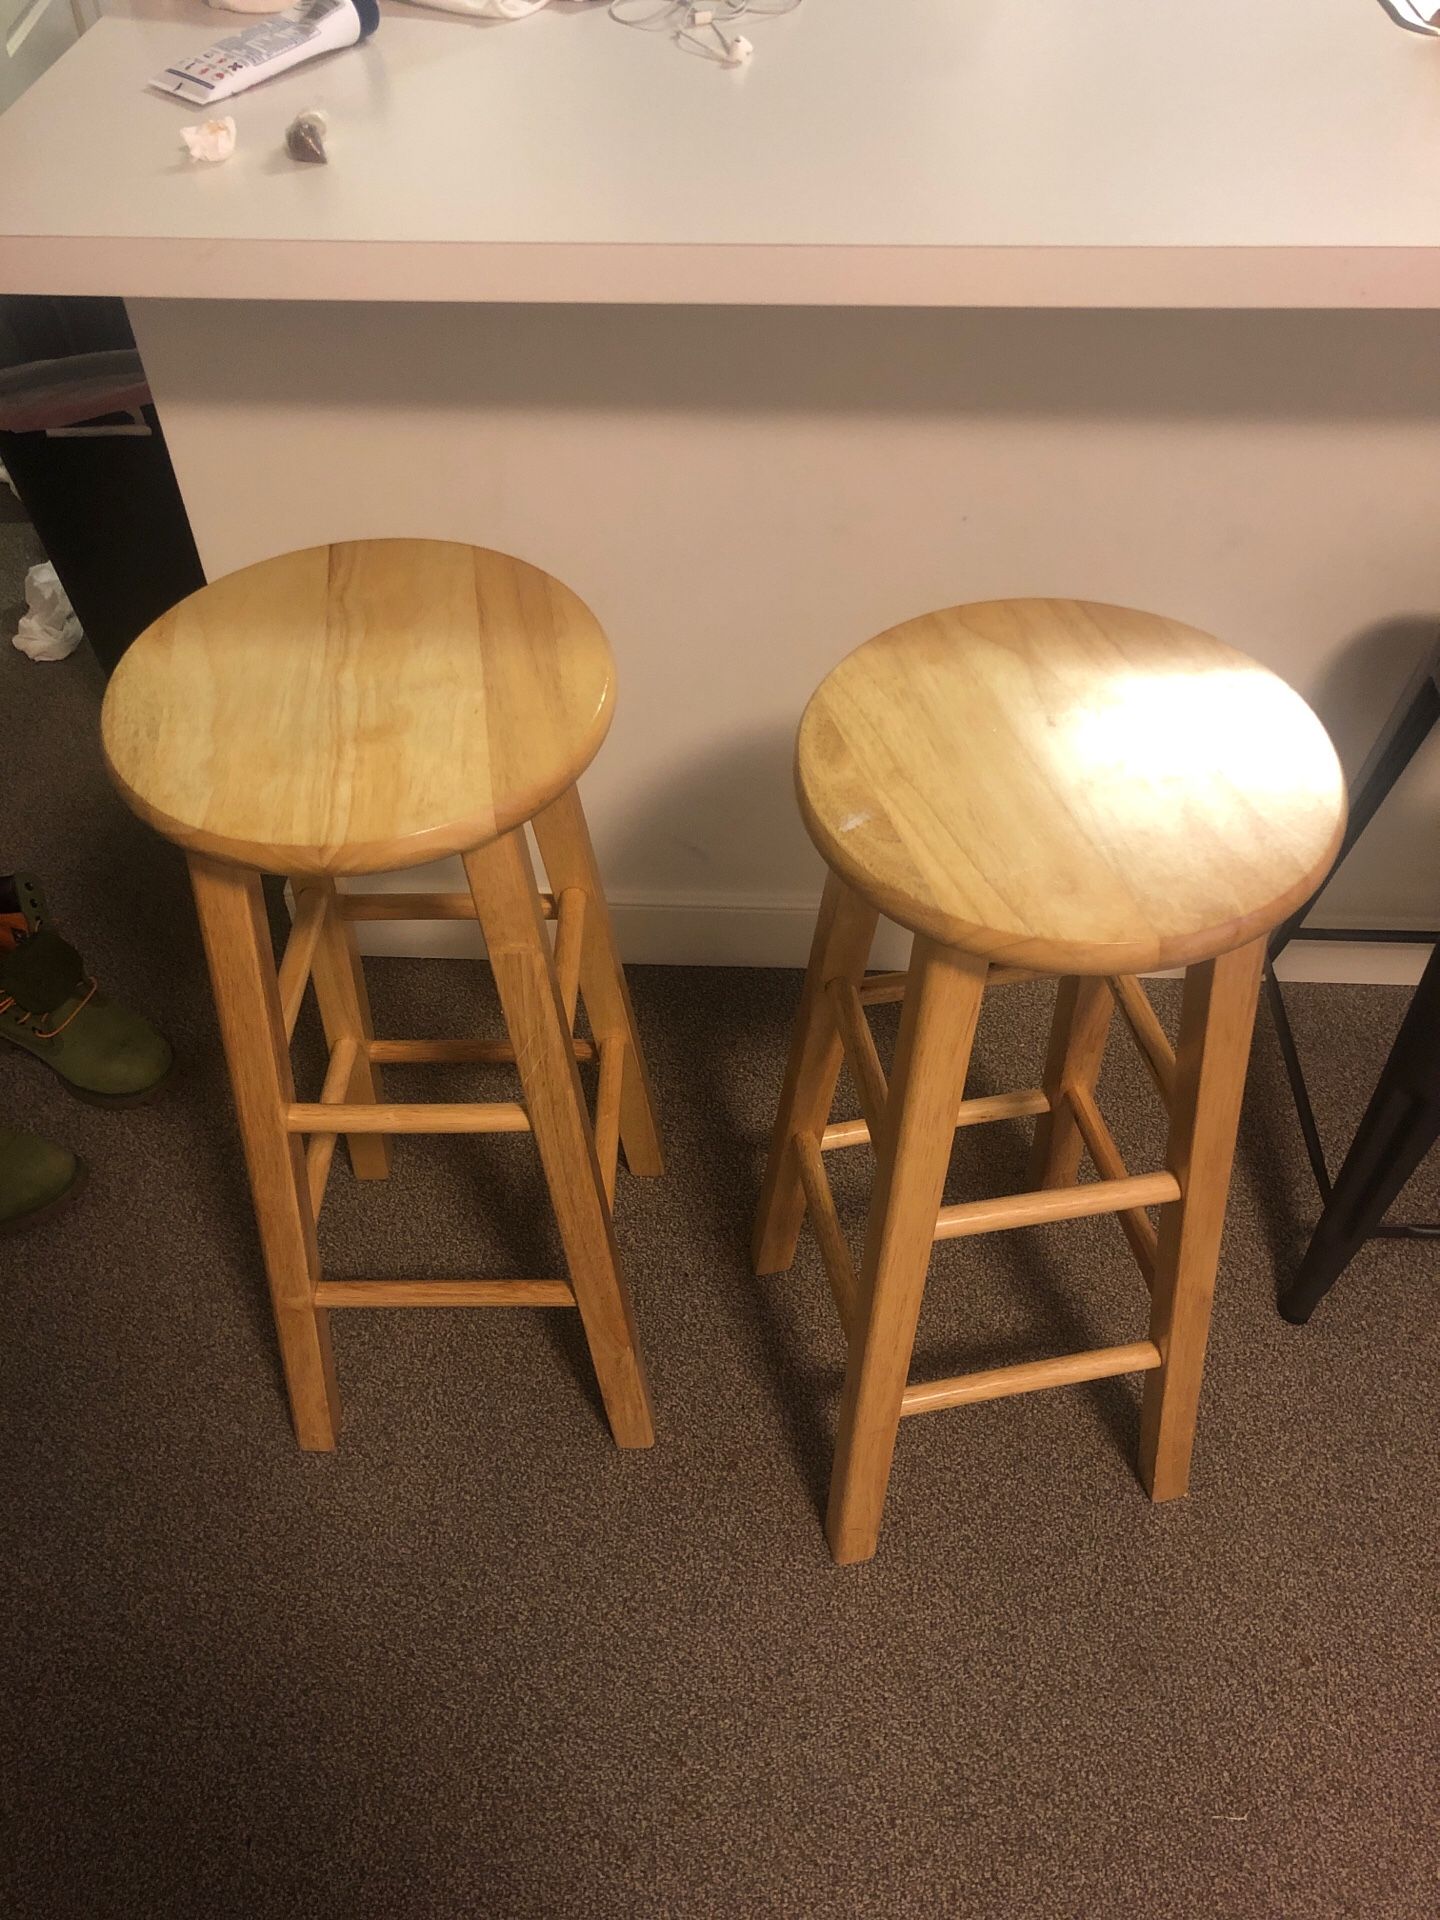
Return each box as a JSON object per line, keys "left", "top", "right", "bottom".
{"left": 352, "top": 890, "right": 914, "bottom": 969}
{"left": 1268, "top": 939, "right": 1432, "bottom": 987}
{"left": 348, "top": 879, "right": 1434, "bottom": 986}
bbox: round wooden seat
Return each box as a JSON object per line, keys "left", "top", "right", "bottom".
{"left": 101, "top": 539, "right": 615, "bottom": 877}
{"left": 796, "top": 599, "right": 1346, "bottom": 976}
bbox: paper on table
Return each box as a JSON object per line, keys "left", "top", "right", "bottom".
{"left": 180, "top": 117, "right": 238, "bottom": 163}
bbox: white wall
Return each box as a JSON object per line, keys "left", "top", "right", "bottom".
{"left": 128, "top": 299, "right": 1440, "bottom": 970}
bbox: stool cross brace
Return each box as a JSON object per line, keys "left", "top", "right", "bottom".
{"left": 754, "top": 878, "right": 1265, "bottom": 1563}
{"left": 797, "top": 967, "right": 1175, "bottom": 1415}
{"left": 277, "top": 879, "right": 627, "bottom": 1309}
{"left": 189, "top": 791, "right": 661, "bottom": 1454}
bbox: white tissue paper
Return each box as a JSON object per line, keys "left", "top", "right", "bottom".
{"left": 13, "top": 562, "right": 83, "bottom": 663}
{"left": 180, "top": 117, "right": 238, "bottom": 164}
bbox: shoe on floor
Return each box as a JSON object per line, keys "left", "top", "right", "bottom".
{"left": 0, "top": 1126, "right": 84, "bottom": 1235}
{"left": 0, "top": 873, "right": 173, "bottom": 1105}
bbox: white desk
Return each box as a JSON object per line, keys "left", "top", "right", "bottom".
{"left": 3, "top": 1, "right": 1440, "bottom": 305}
{"left": 2, "top": 2, "right": 1438, "bottom": 963}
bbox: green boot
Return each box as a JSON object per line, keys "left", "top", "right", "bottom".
{"left": 0, "top": 873, "right": 173, "bottom": 1106}
{"left": 0, "top": 1127, "right": 84, "bottom": 1235}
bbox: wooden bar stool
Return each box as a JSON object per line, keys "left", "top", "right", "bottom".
{"left": 754, "top": 599, "right": 1346, "bottom": 1564}
{"left": 100, "top": 538, "right": 662, "bottom": 1452}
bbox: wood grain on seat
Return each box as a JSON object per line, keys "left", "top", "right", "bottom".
{"left": 101, "top": 539, "right": 615, "bottom": 877}
{"left": 796, "top": 598, "right": 1346, "bottom": 975}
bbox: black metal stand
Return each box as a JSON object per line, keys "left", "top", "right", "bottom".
{"left": 1268, "top": 634, "right": 1440, "bottom": 1323}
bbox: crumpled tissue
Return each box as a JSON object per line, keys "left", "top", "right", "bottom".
{"left": 13, "top": 562, "right": 84, "bottom": 663}
{"left": 181, "top": 117, "right": 238, "bottom": 164}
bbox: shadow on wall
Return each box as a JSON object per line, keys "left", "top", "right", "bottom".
{"left": 1303, "top": 614, "right": 1440, "bottom": 932}
{"left": 591, "top": 611, "right": 1440, "bottom": 966}
{"left": 596, "top": 720, "right": 913, "bottom": 970}
{"left": 345, "top": 724, "right": 903, "bottom": 971}
{"left": 591, "top": 613, "right": 1440, "bottom": 967}
{"left": 188, "top": 305, "right": 1440, "bottom": 428}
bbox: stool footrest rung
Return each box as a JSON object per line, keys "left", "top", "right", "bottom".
{"left": 367, "top": 1036, "right": 595, "bottom": 1065}
{"left": 287, "top": 1100, "right": 529, "bottom": 1135}
{"left": 795, "top": 1132, "right": 861, "bottom": 1341}
{"left": 823, "top": 1086, "right": 1050, "bottom": 1153}
{"left": 553, "top": 886, "right": 586, "bottom": 1031}
{"left": 857, "top": 963, "right": 1046, "bottom": 1009}
{"left": 336, "top": 891, "right": 557, "bottom": 922}
{"left": 594, "top": 1037, "right": 624, "bottom": 1206}
{"left": 827, "top": 978, "right": 890, "bottom": 1139}
{"left": 306, "top": 1133, "right": 338, "bottom": 1217}
{"left": 305, "top": 1035, "right": 360, "bottom": 1217}
{"left": 278, "top": 884, "right": 331, "bottom": 1041}
{"left": 985, "top": 963, "right": 1048, "bottom": 987}
{"left": 901, "top": 1339, "right": 1163, "bottom": 1416}
{"left": 1109, "top": 974, "right": 1176, "bottom": 1104}
{"left": 1063, "top": 1079, "right": 1159, "bottom": 1288}
{"left": 314, "top": 1277, "right": 576, "bottom": 1308}
{"left": 934, "top": 1168, "right": 1179, "bottom": 1241}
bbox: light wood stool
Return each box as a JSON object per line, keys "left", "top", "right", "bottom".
{"left": 101, "top": 538, "right": 662, "bottom": 1452}
{"left": 754, "top": 599, "right": 1346, "bottom": 1564}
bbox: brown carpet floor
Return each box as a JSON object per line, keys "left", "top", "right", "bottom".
{"left": 2, "top": 524, "right": 1437, "bottom": 1919}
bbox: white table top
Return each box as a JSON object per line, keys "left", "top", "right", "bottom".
{"left": 2, "top": 0, "right": 1440, "bottom": 306}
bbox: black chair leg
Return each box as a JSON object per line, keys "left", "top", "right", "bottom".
{"left": 1281, "top": 946, "right": 1440, "bottom": 1323}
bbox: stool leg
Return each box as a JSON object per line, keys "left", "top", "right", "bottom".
{"left": 532, "top": 785, "right": 663, "bottom": 1178}
{"left": 752, "top": 874, "right": 878, "bottom": 1275}
{"left": 308, "top": 879, "right": 390, "bottom": 1183}
{"left": 1139, "top": 937, "right": 1264, "bottom": 1502}
{"left": 1027, "top": 976, "right": 1114, "bottom": 1189}
{"left": 189, "top": 857, "right": 339, "bottom": 1451}
{"left": 464, "top": 829, "right": 655, "bottom": 1449}
{"left": 826, "top": 938, "right": 988, "bottom": 1565}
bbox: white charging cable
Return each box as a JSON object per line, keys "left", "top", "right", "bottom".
{"left": 609, "top": 0, "right": 802, "bottom": 66}
{"left": 609, "top": 0, "right": 802, "bottom": 21}
{"left": 395, "top": 0, "right": 803, "bottom": 52}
